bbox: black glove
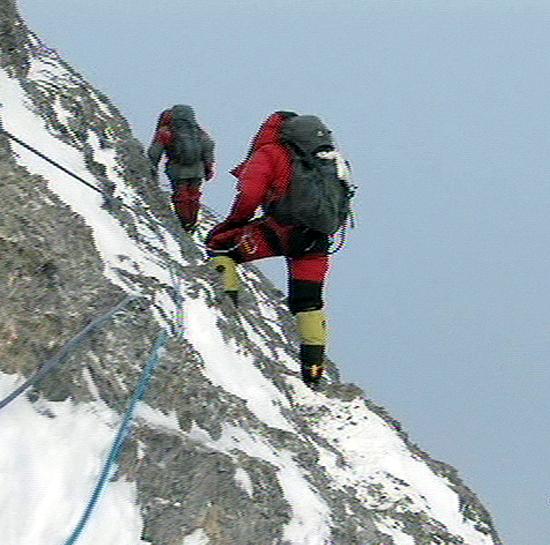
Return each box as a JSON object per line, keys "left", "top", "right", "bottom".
{"left": 205, "top": 219, "right": 246, "bottom": 246}
{"left": 204, "top": 165, "right": 214, "bottom": 181}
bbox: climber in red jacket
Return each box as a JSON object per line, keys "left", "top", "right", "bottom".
{"left": 206, "top": 111, "right": 352, "bottom": 386}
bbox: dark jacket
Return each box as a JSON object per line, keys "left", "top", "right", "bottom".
{"left": 148, "top": 105, "right": 215, "bottom": 181}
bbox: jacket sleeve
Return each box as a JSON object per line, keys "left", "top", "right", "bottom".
{"left": 224, "top": 146, "right": 275, "bottom": 224}
{"left": 147, "top": 140, "right": 163, "bottom": 170}
{"left": 147, "top": 127, "right": 173, "bottom": 170}
{"left": 201, "top": 131, "right": 215, "bottom": 180}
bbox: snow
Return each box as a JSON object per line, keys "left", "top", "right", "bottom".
{"left": 375, "top": 519, "right": 416, "bottom": 545}
{"left": 87, "top": 131, "right": 123, "bottom": 183}
{"left": 82, "top": 366, "right": 112, "bottom": 408}
{"left": 52, "top": 96, "right": 72, "bottom": 126}
{"left": 0, "top": 373, "right": 147, "bottom": 545}
{"left": 27, "top": 56, "right": 64, "bottom": 83}
{"left": 181, "top": 528, "right": 210, "bottom": 545}
{"left": 135, "top": 402, "right": 181, "bottom": 434}
{"left": 237, "top": 314, "right": 273, "bottom": 354}
{"left": 273, "top": 346, "right": 301, "bottom": 372}
{"left": 306, "top": 394, "right": 494, "bottom": 545}
{"left": 27, "top": 35, "right": 82, "bottom": 87}
{"left": 184, "top": 296, "right": 293, "bottom": 432}
{"left": 233, "top": 467, "right": 254, "bottom": 497}
{"left": 90, "top": 89, "right": 115, "bottom": 117}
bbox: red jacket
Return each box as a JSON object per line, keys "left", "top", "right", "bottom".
{"left": 223, "top": 112, "right": 296, "bottom": 226}
{"left": 154, "top": 109, "right": 175, "bottom": 146}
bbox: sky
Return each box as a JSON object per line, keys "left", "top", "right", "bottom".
{"left": 15, "top": 1, "right": 550, "bottom": 544}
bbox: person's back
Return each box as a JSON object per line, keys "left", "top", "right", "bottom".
{"left": 148, "top": 104, "right": 215, "bottom": 232}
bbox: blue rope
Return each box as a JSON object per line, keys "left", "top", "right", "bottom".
{"left": 0, "top": 295, "right": 135, "bottom": 412}
{"left": 0, "top": 129, "right": 185, "bottom": 544}
{"left": 62, "top": 329, "right": 168, "bottom": 545}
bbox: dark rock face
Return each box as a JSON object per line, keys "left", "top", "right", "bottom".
{"left": 0, "top": 3, "right": 503, "bottom": 545}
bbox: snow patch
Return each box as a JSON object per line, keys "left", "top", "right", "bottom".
{"left": 234, "top": 467, "right": 254, "bottom": 497}
{"left": 52, "top": 96, "right": 72, "bottom": 126}
{"left": 308, "top": 395, "right": 493, "bottom": 545}
{"left": 0, "top": 372, "right": 148, "bottom": 545}
{"left": 375, "top": 519, "right": 416, "bottom": 545}
{"left": 135, "top": 402, "right": 181, "bottom": 434}
{"left": 182, "top": 528, "right": 210, "bottom": 545}
{"left": 184, "top": 297, "right": 293, "bottom": 432}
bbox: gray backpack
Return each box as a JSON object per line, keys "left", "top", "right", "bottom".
{"left": 166, "top": 105, "right": 203, "bottom": 166}
{"left": 269, "top": 115, "right": 353, "bottom": 235}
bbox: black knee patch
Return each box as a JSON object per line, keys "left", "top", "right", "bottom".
{"left": 207, "top": 248, "right": 243, "bottom": 262}
{"left": 288, "top": 279, "right": 323, "bottom": 314}
{"left": 288, "top": 231, "right": 330, "bottom": 258}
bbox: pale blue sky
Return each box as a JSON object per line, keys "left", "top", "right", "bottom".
{"left": 17, "top": 1, "right": 550, "bottom": 544}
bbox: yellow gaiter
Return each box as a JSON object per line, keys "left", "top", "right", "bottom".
{"left": 296, "top": 309, "right": 328, "bottom": 347}
{"left": 211, "top": 256, "right": 240, "bottom": 305}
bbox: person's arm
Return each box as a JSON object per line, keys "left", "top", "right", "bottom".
{"left": 147, "top": 141, "right": 163, "bottom": 175}
{"left": 207, "top": 146, "right": 276, "bottom": 242}
{"left": 226, "top": 146, "right": 275, "bottom": 224}
{"left": 147, "top": 128, "right": 172, "bottom": 176}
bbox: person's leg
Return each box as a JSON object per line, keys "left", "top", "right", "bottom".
{"left": 288, "top": 254, "right": 330, "bottom": 384}
{"left": 207, "top": 219, "right": 284, "bottom": 306}
{"left": 171, "top": 178, "right": 202, "bottom": 231}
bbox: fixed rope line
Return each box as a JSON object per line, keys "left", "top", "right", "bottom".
{"left": 0, "top": 295, "right": 135, "bottom": 411}
{"left": 0, "top": 127, "right": 177, "bottom": 235}
{"left": 1, "top": 128, "right": 106, "bottom": 196}
{"left": 1, "top": 128, "right": 231, "bottom": 253}
{"left": 62, "top": 329, "right": 168, "bottom": 545}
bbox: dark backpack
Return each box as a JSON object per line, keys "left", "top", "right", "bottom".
{"left": 269, "top": 115, "right": 353, "bottom": 235}
{"left": 165, "top": 105, "right": 203, "bottom": 166}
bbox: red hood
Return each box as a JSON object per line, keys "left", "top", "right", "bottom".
{"left": 251, "top": 112, "right": 288, "bottom": 148}
{"left": 156, "top": 108, "right": 173, "bottom": 130}
{"left": 231, "top": 112, "right": 291, "bottom": 178}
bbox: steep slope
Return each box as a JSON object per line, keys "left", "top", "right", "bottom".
{"left": 0, "top": 3, "right": 503, "bottom": 544}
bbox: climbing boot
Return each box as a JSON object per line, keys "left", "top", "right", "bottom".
{"left": 301, "top": 361, "right": 325, "bottom": 385}
{"left": 182, "top": 222, "right": 197, "bottom": 233}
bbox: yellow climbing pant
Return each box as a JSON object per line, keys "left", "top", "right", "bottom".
{"left": 296, "top": 309, "right": 328, "bottom": 346}
{"left": 211, "top": 256, "right": 240, "bottom": 292}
